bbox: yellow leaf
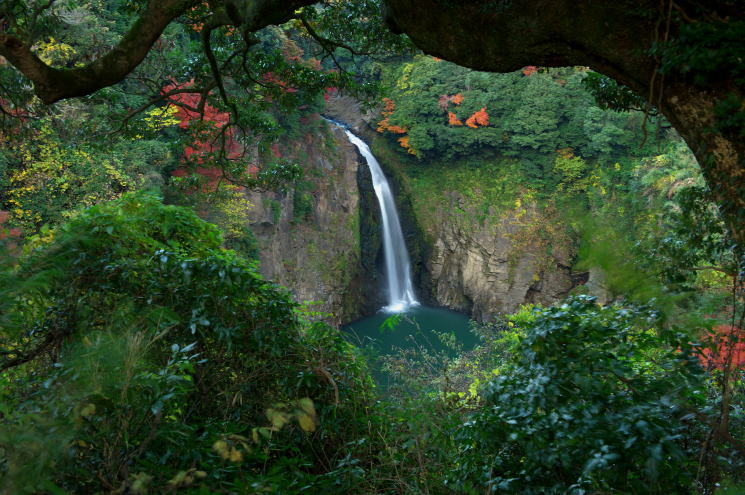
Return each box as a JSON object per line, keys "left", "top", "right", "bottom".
{"left": 131, "top": 472, "right": 153, "bottom": 495}
{"left": 266, "top": 408, "right": 290, "bottom": 430}
{"left": 228, "top": 447, "right": 243, "bottom": 463}
{"left": 79, "top": 403, "right": 96, "bottom": 418}
{"left": 298, "top": 398, "right": 316, "bottom": 417}
{"left": 297, "top": 412, "right": 316, "bottom": 432}
{"left": 212, "top": 439, "right": 229, "bottom": 459}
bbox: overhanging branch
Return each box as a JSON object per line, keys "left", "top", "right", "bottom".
{"left": 1, "top": 0, "right": 199, "bottom": 103}
{"left": 0, "top": 0, "right": 317, "bottom": 104}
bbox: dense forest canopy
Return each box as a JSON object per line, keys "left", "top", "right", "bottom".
{"left": 0, "top": 1, "right": 743, "bottom": 494}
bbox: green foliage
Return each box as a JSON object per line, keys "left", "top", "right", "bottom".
{"left": 292, "top": 178, "right": 315, "bottom": 224}
{"left": 0, "top": 5, "right": 741, "bottom": 493}
{"left": 553, "top": 153, "right": 590, "bottom": 193}
{"left": 582, "top": 71, "right": 652, "bottom": 112}
{"left": 0, "top": 192, "right": 373, "bottom": 493}
{"left": 713, "top": 93, "right": 745, "bottom": 138}
{"left": 652, "top": 20, "right": 745, "bottom": 88}
{"left": 168, "top": 183, "right": 259, "bottom": 260}
{"left": 451, "top": 296, "right": 707, "bottom": 494}
{"left": 1, "top": 331, "right": 198, "bottom": 494}
{"left": 300, "top": 0, "right": 414, "bottom": 60}
{"left": 575, "top": 138, "right": 735, "bottom": 318}
{"left": 263, "top": 198, "right": 282, "bottom": 224}
{"left": 376, "top": 57, "right": 662, "bottom": 165}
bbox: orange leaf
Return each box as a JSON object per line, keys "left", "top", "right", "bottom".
{"left": 466, "top": 107, "right": 489, "bottom": 128}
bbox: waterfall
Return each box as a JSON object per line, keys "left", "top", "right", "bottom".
{"left": 335, "top": 124, "right": 419, "bottom": 312}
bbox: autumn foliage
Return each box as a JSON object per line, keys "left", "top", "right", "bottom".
{"left": 161, "top": 79, "right": 240, "bottom": 163}
{"left": 377, "top": 98, "right": 407, "bottom": 134}
{"left": 448, "top": 111, "right": 463, "bottom": 126}
{"left": 261, "top": 72, "right": 299, "bottom": 93}
{"left": 161, "top": 80, "right": 251, "bottom": 190}
{"left": 698, "top": 325, "right": 745, "bottom": 371}
{"left": 439, "top": 93, "right": 488, "bottom": 128}
{"left": 465, "top": 107, "right": 489, "bottom": 128}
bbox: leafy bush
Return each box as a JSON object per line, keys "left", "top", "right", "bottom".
{"left": 450, "top": 296, "right": 707, "bottom": 494}
{"left": 0, "top": 192, "right": 373, "bottom": 493}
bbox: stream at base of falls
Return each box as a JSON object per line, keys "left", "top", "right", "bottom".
{"left": 342, "top": 306, "right": 477, "bottom": 387}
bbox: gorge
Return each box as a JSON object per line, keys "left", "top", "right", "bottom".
{"left": 1, "top": 3, "right": 742, "bottom": 492}
{"left": 244, "top": 96, "right": 587, "bottom": 327}
{"left": 330, "top": 121, "right": 476, "bottom": 381}
{"left": 340, "top": 124, "right": 419, "bottom": 314}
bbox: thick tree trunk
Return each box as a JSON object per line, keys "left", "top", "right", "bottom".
{"left": 0, "top": 0, "right": 316, "bottom": 104}
{"left": 384, "top": 0, "right": 745, "bottom": 245}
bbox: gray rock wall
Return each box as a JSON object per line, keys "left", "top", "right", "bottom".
{"left": 246, "top": 100, "right": 585, "bottom": 325}
{"left": 427, "top": 201, "right": 576, "bottom": 321}
{"left": 246, "top": 121, "right": 364, "bottom": 326}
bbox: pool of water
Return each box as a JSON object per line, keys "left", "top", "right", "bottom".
{"left": 342, "top": 305, "right": 476, "bottom": 386}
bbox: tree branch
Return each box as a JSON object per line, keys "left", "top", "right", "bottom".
{"left": 1, "top": 0, "right": 200, "bottom": 103}
{"left": 300, "top": 17, "right": 372, "bottom": 57}
{"left": 0, "top": 0, "right": 317, "bottom": 104}
{"left": 201, "top": 9, "right": 234, "bottom": 109}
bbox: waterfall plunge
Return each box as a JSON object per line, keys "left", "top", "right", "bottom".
{"left": 341, "top": 127, "right": 419, "bottom": 313}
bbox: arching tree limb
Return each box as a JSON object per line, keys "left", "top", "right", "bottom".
{"left": 0, "top": 0, "right": 200, "bottom": 103}
{"left": 383, "top": 0, "right": 745, "bottom": 247}
{"left": 0, "top": 0, "right": 316, "bottom": 104}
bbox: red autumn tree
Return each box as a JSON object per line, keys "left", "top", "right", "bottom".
{"left": 261, "top": 72, "right": 298, "bottom": 93}
{"left": 162, "top": 79, "right": 251, "bottom": 190}
{"left": 699, "top": 325, "right": 745, "bottom": 371}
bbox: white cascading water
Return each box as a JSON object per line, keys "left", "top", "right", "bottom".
{"left": 341, "top": 127, "right": 419, "bottom": 312}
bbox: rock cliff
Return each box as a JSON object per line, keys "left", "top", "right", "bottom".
{"left": 246, "top": 120, "right": 364, "bottom": 326}
{"left": 426, "top": 196, "right": 578, "bottom": 321}
{"left": 368, "top": 135, "right": 583, "bottom": 321}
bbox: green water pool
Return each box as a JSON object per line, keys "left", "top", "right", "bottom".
{"left": 342, "top": 305, "right": 477, "bottom": 386}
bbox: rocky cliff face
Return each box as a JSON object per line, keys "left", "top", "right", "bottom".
{"left": 426, "top": 195, "right": 578, "bottom": 321}
{"left": 245, "top": 120, "right": 364, "bottom": 326}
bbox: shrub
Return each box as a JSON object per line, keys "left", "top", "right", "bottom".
{"left": 0, "top": 192, "right": 372, "bottom": 493}
{"left": 450, "top": 296, "right": 707, "bottom": 494}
